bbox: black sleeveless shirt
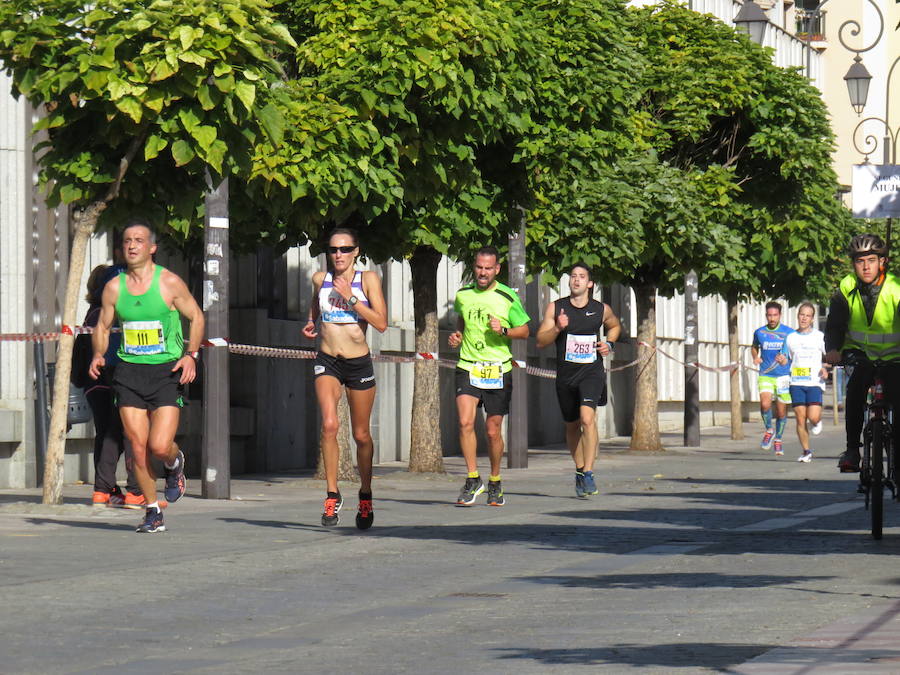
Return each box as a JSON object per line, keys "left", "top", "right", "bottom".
{"left": 554, "top": 296, "right": 606, "bottom": 378}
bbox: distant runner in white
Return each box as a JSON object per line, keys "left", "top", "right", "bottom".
{"left": 776, "top": 303, "right": 830, "bottom": 463}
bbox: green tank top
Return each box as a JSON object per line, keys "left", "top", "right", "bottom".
{"left": 115, "top": 265, "right": 184, "bottom": 364}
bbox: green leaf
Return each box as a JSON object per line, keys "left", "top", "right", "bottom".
{"left": 144, "top": 134, "right": 168, "bottom": 161}
{"left": 256, "top": 102, "right": 284, "bottom": 145}
{"left": 234, "top": 81, "right": 256, "bottom": 113}
{"left": 171, "top": 139, "right": 195, "bottom": 166}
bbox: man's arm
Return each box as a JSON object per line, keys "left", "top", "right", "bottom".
{"left": 824, "top": 290, "right": 849, "bottom": 363}
{"left": 599, "top": 305, "right": 621, "bottom": 356}
{"left": 165, "top": 271, "right": 205, "bottom": 384}
{"left": 535, "top": 301, "right": 558, "bottom": 348}
{"left": 88, "top": 280, "right": 118, "bottom": 379}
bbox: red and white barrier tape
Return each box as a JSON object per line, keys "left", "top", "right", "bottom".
{"left": 1, "top": 327, "right": 766, "bottom": 379}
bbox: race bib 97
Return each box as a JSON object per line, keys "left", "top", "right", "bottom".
{"left": 469, "top": 361, "right": 503, "bottom": 389}
{"left": 122, "top": 320, "right": 165, "bottom": 356}
{"left": 565, "top": 334, "right": 597, "bottom": 364}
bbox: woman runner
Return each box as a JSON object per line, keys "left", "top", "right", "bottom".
{"left": 302, "top": 228, "right": 387, "bottom": 528}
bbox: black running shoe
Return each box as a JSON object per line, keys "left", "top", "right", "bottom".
{"left": 356, "top": 496, "right": 374, "bottom": 530}
{"left": 135, "top": 507, "right": 165, "bottom": 533}
{"left": 838, "top": 448, "right": 861, "bottom": 473}
{"left": 164, "top": 449, "right": 186, "bottom": 503}
{"left": 456, "top": 476, "right": 485, "bottom": 506}
{"left": 486, "top": 480, "right": 505, "bottom": 507}
{"left": 321, "top": 492, "right": 343, "bottom": 527}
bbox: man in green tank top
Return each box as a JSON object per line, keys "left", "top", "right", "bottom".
{"left": 448, "top": 246, "right": 530, "bottom": 508}
{"left": 89, "top": 219, "right": 205, "bottom": 533}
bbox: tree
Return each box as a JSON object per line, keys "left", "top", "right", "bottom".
{"left": 274, "top": 0, "right": 643, "bottom": 471}
{"left": 0, "top": 0, "right": 372, "bottom": 502}
{"left": 529, "top": 1, "right": 853, "bottom": 450}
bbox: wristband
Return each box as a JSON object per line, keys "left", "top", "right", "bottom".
{"left": 606, "top": 341, "right": 615, "bottom": 351}
{"left": 187, "top": 351, "right": 200, "bottom": 361}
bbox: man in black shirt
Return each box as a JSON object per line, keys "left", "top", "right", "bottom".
{"left": 537, "top": 263, "right": 621, "bottom": 498}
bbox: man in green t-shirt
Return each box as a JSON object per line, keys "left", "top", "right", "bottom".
{"left": 448, "top": 246, "right": 530, "bottom": 507}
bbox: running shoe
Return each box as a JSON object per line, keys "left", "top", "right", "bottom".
{"left": 123, "top": 492, "right": 167, "bottom": 510}
{"left": 760, "top": 428, "right": 775, "bottom": 450}
{"left": 582, "top": 471, "right": 599, "bottom": 496}
{"left": 456, "top": 476, "right": 485, "bottom": 506}
{"left": 163, "top": 449, "right": 186, "bottom": 503}
{"left": 839, "top": 448, "right": 861, "bottom": 473}
{"left": 135, "top": 507, "right": 165, "bottom": 533}
{"left": 798, "top": 450, "right": 813, "bottom": 463}
{"left": 108, "top": 486, "right": 125, "bottom": 507}
{"left": 92, "top": 491, "right": 111, "bottom": 506}
{"left": 356, "top": 496, "right": 374, "bottom": 530}
{"left": 486, "top": 480, "right": 505, "bottom": 506}
{"left": 773, "top": 440, "right": 784, "bottom": 456}
{"left": 574, "top": 471, "right": 586, "bottom": 498}
{"left": 811, "top": 420, "right": 823, "bottom": 436}
{"left": 321, "top": 492, "right": 343, "bottom": 527}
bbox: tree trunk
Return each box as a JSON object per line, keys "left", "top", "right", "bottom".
{"left": 631, "top": 283, "right": 662, "bottom": 451}
{"left": 315, "top": 390, "right": 358, "bottom": 481}
{"left": 727, "top": 292, "right": 744, "bottom": 440}
{"left": 41, "top": 130, "right": 145, "bottom": 504}
{"left": 42, "top": 204, "right": 103, "bottom": 503}
{"left": 408, "top": 245, "right": 444, "bottom": 473}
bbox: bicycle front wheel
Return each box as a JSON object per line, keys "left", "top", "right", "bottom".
{"left": 871, "top": 420, "right": 884, "bottom": 540}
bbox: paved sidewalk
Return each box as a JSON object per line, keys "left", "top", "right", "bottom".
{"left": 3, "top": 420, "right": 900, "bottom": 673}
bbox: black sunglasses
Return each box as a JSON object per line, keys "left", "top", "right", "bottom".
{"left": 328, "top": 245, "right": 357, "bottom": 254}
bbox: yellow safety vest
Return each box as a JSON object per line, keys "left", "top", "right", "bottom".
{"left": 840, "top": 272, "right": 900, "bottom": 361}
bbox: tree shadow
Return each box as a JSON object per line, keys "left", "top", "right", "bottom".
{"left": 513, "top": 571, "right": 833, "bottom": 590}
{"left": 24, "top": 517, "right": 131, "bottom": 532}
{"left": 492, "top": 642, "right": 774, "bottom": 669}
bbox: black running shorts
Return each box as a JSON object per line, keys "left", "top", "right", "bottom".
{"left": 455, "top": 367, "right": 513, "bottom": 417}
{"left": 313, "top": 352, "right": 376, "bottom": 391}
{"left": 113, "top": 360, "right": 185, "bottom": 410}
{"left": 555, "top": 372, "right": 607, "bottom": 423}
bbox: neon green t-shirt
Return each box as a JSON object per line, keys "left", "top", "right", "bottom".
{"left": 453, "top": 282, "right": 530, "bottom": 373}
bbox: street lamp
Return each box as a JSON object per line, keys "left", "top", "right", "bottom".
{"left": 733, "top": 0, "right": 770, "bottom": 45}
{"left": 843, "top": 56, "right": 872, "bottom": 116}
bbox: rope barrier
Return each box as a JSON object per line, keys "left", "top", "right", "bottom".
{"left": 2, "top": 327, "right": 771, "bottom": 381}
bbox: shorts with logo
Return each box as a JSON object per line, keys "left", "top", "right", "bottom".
{"left": 113, "top": 360, "right": 185, "bottom": 410}
{"left": 555, "top": 367, "right": 607, "bottom": 423}
{"left": 758, "top": 375, "right": 792, "bottom": 404}
{"left": 455, "top": 367, "right": 513, "bottom": 417}
{"left": 789, "top": 385, "right": 823, "bottom": 406}
{"left": 314, "top": 352, "right": 376, "bottom": 390}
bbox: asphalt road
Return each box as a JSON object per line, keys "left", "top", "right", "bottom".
{"left": 3, "top": 421, "right": 900, "bottom": 674}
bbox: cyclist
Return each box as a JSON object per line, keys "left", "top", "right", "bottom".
{"left": 825, "top": 233, "right": 900, "bottom": 473}
{"left": 751, "top": 302, "right": 794, "bottom": 456}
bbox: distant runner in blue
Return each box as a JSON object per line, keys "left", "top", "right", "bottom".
{"left": 750, "top": 302, "right": 794, "bottom": 456}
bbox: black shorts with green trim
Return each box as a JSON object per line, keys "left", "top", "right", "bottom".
{"left": 113, "top": 360, "right": 185, "bottom": 410}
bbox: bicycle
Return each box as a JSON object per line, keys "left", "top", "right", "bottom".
{"left": 844, "top": 355, "right": 896, "bottom": 540}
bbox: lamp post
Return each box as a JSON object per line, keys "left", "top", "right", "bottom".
{"left": 734, "top": 0, "right": 771, "bottom": 44}
{"left": 837, "top": 1, "right": 897, "bottom": 251}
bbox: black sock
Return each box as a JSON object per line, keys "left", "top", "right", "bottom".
{"left": 359, "top": 491, "right": 372, "bottom": 500}
{"left": 576, "top": 466, "right": 585, "bottom": 474}
{"left": 327, "top": 491, "right": 340, "bottom": 500}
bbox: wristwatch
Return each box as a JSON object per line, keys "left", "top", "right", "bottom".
{"left": 348, "top": 295, "right": 359, "bottom": 307}
{"left": 501, "top": 327, "right": 509, "bottom": 336}
{"left": 187, "top": 351, "right": 200, "bottom": 361}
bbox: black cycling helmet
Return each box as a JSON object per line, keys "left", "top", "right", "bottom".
{"left": 849, "top": 233, "right": 888, "bottom": 259}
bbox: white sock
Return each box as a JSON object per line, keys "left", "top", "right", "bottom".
{"left": 147, "top": 501, "right": 160, "bottom": 512}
